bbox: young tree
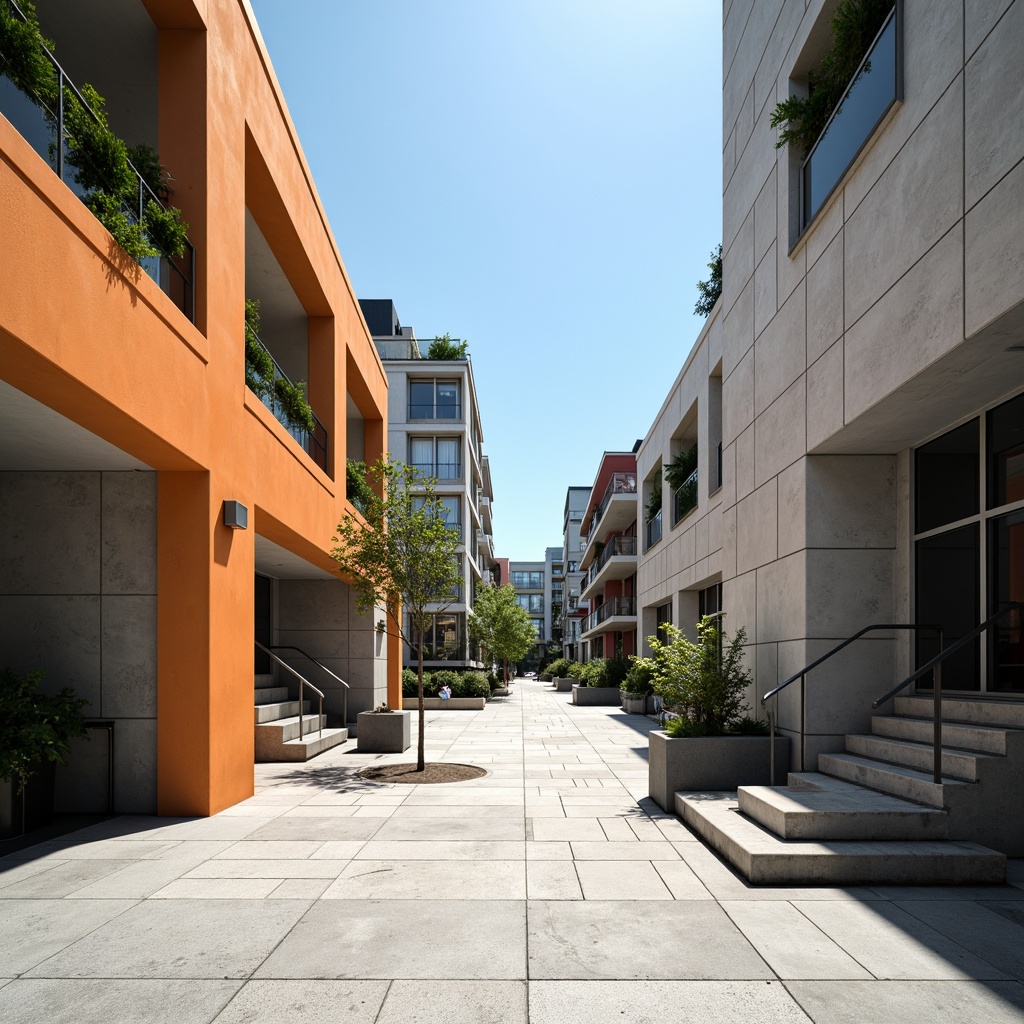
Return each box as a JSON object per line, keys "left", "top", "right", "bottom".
{"left": 469, "top": 584, "right": 538, "bottom": 683}
{"left": 332, "top": 458, "right": 461, "bottom": 771}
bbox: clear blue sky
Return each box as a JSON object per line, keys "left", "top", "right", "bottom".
{"left": 249, "top": 0, "right": 723, "bottom": 561}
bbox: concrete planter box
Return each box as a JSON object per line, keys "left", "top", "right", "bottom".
{"left": 406, "top": 697, "right": 487, "bottom": 711}
{"left": 648, "top": 731, "right": 791, "bottom": 813}
{"left": 554, "top": 677, "right": 574, "bottom": 692}
{"left": 621, "top": 692, "right": 648, "bottom": 714}
{"left": 491, "top": 687, "right": 510, "bottom": 697}
{"left": 356, "top": 710, "right": 411, "bottom": 753}
{"left": 571, "top": 684, "right": 623, "bottom": 706}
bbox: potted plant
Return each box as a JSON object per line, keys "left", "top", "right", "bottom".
{"left": 620, "top": 657, "right": 654, "bottom": 714}
{"left": 646, "top": 618, "right": 788, "bottom": 812}
{"left": 0, "top": 668, "right": 88, "bottom": 839}
{"left": 571, "top": 657, "right": 629, "bottom": 706}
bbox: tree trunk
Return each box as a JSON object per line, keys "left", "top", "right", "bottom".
{"left": 416, "top": 642, "right": 425, "bottom": 772}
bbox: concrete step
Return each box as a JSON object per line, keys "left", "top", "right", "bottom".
{"left": 676, "top": 792, "right": 1005, "bottom": 886}
{"left": 819, "top": 751, "right": 975, "bottom": 808}
{"left": 255, "top": 725, "right": 348, "bottom": 763}
{"left": 253, "top": 700, "right": 310, "bottom": 725}
{"left": 254, "top": 686, "right": 290, "bottom": 705}
{"left": 844, "top": 734, "right": 997, "bottom": 782}
{"left": 872, "top": 714, "right": 1016, "bottom": 755}
{"left": 737, "top": 773, "right": 949, "bottom": 841}
{"left": 255, "top": 713, "right": 328, "bottom": 744}
{"left": 895, "top": 695, "right": 1024, "bottom": 730}
{"left": 254, "top": 673, "right": 276, "bottom": 689}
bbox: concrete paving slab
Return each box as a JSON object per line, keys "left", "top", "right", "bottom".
{"left": 354, "top": 840, "right": 524, "bottom": 861}
{"left": 793, "top": 900, "right": 1012, "bottom": 980}
{"left": 528, "top": 980, "right": 813, "bottom": 1023}
{"left": 720, "top": 901, "right": 874, "bottom": 980}
{"left": 575, "top": 861, "right": 672, "bottom": 900}
{"left": 371, "top": 817, "right": 525, "bottom": 842}
{"left": 527, "top": 862, "right": 583, "bottom": 900}
{"left": 322, "top": 860, "right": 525, "bottom": 900}
{"left": 375, "top": 979, "right": 528, "bottom": 1023}
{"left": 0, "top": 859, "right": 135, "bottom": 898}
{"left": 255, "top": 900, "right": 526, "bottom": 979}
{"left": 150, "top": 878, "right": 288, "bottom": 898}
{"left": 0, "top": 899, "right": 134, "bottom": 976}
{"left": 66, "top": 859, "right": 201, "bottom": 899}
{"left": 25, "top": 899, "right": 311, "bottom": 978}
{"left": 185, "top": 859, "right": 350, "bottom": 879}
{"left": 214, "top": 840, "right": 326, "bottom": 859}
{"left": 569, "top": 841, "right": 679, "bottom": 861}
{"left": 526, "top": 901, "right": 774, "bottom": 980}
{"left": 0, "top": 978, "right": 242, "bottom": 1024}
{"left": 0, "top": 857, "right": 68, "bottom": 890}
{"left": 785, "top": 979, "right": 1024, "bottom": 1024}
{"left": 650, "top": 860, "right": 714, "bottom": 900}
{"left": 526, "top": 842, "right": 573, "bottom": 861}
{"left": 211, "top": 980, "right": 389, "bottom": 1023}
{"left": 269, "top": 878, "right": 332, "bottom": 899}
{"left": 243, "top": 817, "right": 387, "bottom": 842}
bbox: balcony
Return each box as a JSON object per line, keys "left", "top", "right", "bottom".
{"left": 645, "top": 510, "right": 662, "bottom": 551}
{"left": 581, "top": 535, "right": 637, "bottom": 601}
{"left": 0, "top": 1, "right": 195, "bottom": 320}
{"left": 581, "top": 596, "right": 636, "bottom": 638}
{"left": 801, "top": 6, "right": 899, "bottom": 229}
{"left": 581, "top": 473, "right": 637, "bottom": 566}
{"left": 246, "top": 330, "right": 328, "bottom": 471}
{"left": 671, "top": 469, "right": 698, "bottom": 525}
{"left": 479, "top": 494, "right": 493, "bottom": 532}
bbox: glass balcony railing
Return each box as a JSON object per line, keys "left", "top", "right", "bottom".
{"left": 802, "top": 7, "right": 899, "bottom": 228}
{"left": 584, "top": 535, "right": 637, "bottom": 590}
{"left": 0, "top": 1, "right": 195, "bottom": 320}
{"left": 645, "top": 509, "right": 663, "bottom": 551}
{"left": 583, "top": 472, "right": 637, "bottom": 546}
{"left": 583, "top": 595, "right": 636, "bottom": 633}
{"left": 246, "top": 331, "right": 328, "bottom": 471}
{"left": 672, "top": 468, "right": 699, "bottom": 525}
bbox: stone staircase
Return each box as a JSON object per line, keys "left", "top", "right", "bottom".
{"left": 677, "top": 695, "right": 1024, "bottom": 885}
{"left": 254, "top": 672, "right": 348, "bottom": 762}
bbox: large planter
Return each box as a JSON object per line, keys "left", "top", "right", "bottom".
{"left": 571, "top": 684, "right": 623, "bottom": 707}
{"left": 357, "top": 710, "right": 411, "bottom": 753}
{"left": 0, "top": 761, "right": 56, "bottom": 840}
{"left": 554, "top": 677, "right": 574, "bottom": 692}
{"left": 648, "top": 731, "right": 791, "bottom": 813}
{"left": 407, "top": 697, "right": 487, "bottom": 711}
{"left": 620, "top": 691, "right": 648, "bottom": 714}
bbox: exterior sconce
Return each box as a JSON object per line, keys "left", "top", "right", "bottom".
{"left": 223, "top": 500, "right": 248, "bottom": 530}
{"left": 376, "top": 619, "right": 387, "bottom": 633}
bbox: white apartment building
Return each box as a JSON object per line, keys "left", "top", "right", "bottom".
{"left": 636, "top": 0, "right": 1024, "bottom": 865}
{"left": 361, "top": 300, "right": 497, "bottom": 670}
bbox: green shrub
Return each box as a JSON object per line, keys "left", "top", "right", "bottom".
{"left": 604, "top": 658, "right": 629, "bottom": 688}
{"left": 547, "top": 657, "right": 572, "bottom": 678}
{"left": 433, "top": 670, "right": 460, "bottom": 695}
{"left": 731, "top": 716, "right": 770, "bottom": 736}
{"left": 427, "top": 334, "right": 468, "bottom": 359}
{"left": 621, "top": 657, "right": 655, "bottom": 695}
{"left": 487, "top": 672, "right": 501, "bottom": 688}
{"left": 401, "top": 668, "right": 418, "bottom": 697}
{"left": 565, "top": 661, "right": 585, "bottom": 680}
{"left": 538, "top": 672, "right": 552, "bottom": 682}
{"left": 458, "top": 672, "right": 490, "bottom": 699}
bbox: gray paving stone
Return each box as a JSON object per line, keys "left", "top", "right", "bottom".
{"left": 529, "top": 980, "right": 813, "bottom": 1023}
{"left": 255, "top": 900, "right": 526, "bottom": 979}
{"left": 211, "top": 980, "right": 389, "bottom": 1023}
{"left": 322, "top": 860, "right": 525, "bottom": 900}
{"left": 376, "top": 980, "right": 528, "bottom": 1023}
{"left": 0, "top": 978, "right": 242, "bottom": 1024}
{"left": 0, "top": 859, "right": 135, "bottom": 898}
{"left": 575, "top": 861, "right": 672, "bottom": 900}
{"left": 527, "top": 862, "right": 583, "bottom": 900}
{"left": 785, "top": 980, "right": 1024, "bottom": 1023}
{"left": 243, "top": 817, "right": 388, "bottom": 842}
{"left": 0, "top": 899, "right": 133, "bottom": 976}
{"left": 371, "top": 817, "right": 525, "bottom": 842}
{"left": 25, "top": 899, "right": 310, "bottom": 978}
{"left": 527, "top": 901, "right": 774, "bottom": 980}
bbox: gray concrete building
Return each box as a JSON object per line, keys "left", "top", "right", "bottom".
{"left": 560, "top": 486, "right": 592, "bottom": 661}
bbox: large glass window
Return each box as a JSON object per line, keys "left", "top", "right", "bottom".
{"left": 988, "top": 393, "right": 1024, "bottom": 510}
{"left": 517, "top": 594, "right": 544, "bottom": 613}
{"left": 915, "top": 419, "right": 979, "bottom": 534}
{"left": 409, "top": 379, "right": 461, "bottom": 420}
{"left": 990, "top": 509, "right": 1024, "bottom": 692}
{"left": 410, "top": 437, "right": 461, "bottom": 480}
{"left": 412, "top": 612, "right": 462, "bottom": 660}
{"left": 511, "top": 571, "right": 544, "bottom": 589}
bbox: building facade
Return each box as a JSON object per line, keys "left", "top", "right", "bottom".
{"left": 362, "top": 300, "right": 498, "bottom": 670}
{"left": 560, "top": 487, "right": 592, "bottom": 662}
{"left": 0, "top": 0, "right": 395, "bottom": 817}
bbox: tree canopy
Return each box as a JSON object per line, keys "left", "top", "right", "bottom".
{"left": 332, "top": 457, "right": 461, "bottom": 770}
{"left": 469, "top": 584, "right": 538, "bottom": 682}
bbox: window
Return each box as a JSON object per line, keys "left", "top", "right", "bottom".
{"left": 530, "top": 618, "right": 544, "bottom": 636}
{"left": 567, "top": 561, "right": 578, "bottom": 573}
{"left": 409, "top": 379, "right": 461, "bottom": 419}
{"left": 411, "top": 612, "right": 463, "bottom": 660}
{"left": 517, "top": 594, "right": 544, "bottom": 613}
{"left": 413, "top": 495, "right": 461, "bottom": 539}
{"left": 410, "top": 437, "right": 461, "bottom": 480}
{"left": 511, "top": 571, "right": 543, "bottom": 589}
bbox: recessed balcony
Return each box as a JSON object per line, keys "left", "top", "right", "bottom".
{"left": 580, "top": 595, "right": 636, "bottom": 639}
{"left": 581, "top": 536, "right": 637, "bottom": 602}
{"left": 580, "top": 473, "right": 637, "bottom": 568}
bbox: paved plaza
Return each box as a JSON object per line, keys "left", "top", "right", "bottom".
{"left": 3, "top": 679, "right": 1024, "bottom": 1022}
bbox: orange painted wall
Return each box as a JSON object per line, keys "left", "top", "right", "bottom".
{"left": 0, "top": 0, "right": 394, "bottom": 815}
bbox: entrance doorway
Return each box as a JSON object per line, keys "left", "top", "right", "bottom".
{"left": 254, "top": 573, "right": 272, "bottom": 673}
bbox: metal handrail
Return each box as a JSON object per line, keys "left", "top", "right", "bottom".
{"left": 256, "top": 641, "right": 328, "bottom": 741}
{"left": 870, "top": 603, "right": 1024, "bottom": 783}
{"left": 761, "top": 622, "right": 943, "bottom": 784}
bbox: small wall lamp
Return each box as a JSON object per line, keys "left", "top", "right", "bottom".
{"left": 223, "top": 500, "right": 248, "bottom": 530}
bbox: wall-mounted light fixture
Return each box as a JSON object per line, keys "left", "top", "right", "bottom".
{"left": 223, "top": 500, "right": 248, "bottom": 530}
{"left": 376, "top": 619, "right": 387, "bottom": 633}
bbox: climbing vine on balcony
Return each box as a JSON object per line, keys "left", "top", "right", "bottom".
{"left": 0, "top": 0, "right": 188, "bottom": 262}
{"left": 244, "top": 299, "right": 316, "bottom": 435}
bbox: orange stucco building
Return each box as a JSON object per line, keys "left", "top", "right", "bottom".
{"left": 0, "top": 0, "right": 399, "bottom": 816}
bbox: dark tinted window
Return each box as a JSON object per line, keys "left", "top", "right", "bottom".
{"left": 988, "top": 393, "right": 1024, "bottom": 510}
{"left": 915, "top": 420, "right": 979, "bottom": 534}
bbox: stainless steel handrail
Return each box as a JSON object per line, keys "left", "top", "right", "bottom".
{"left": 268, "top": 644, "right": 350, "bottom": 729}
{"left": 255, "top": 641, "right": 326, "bottom": 741}
{"left": 760, "top": 623, "right": 942, "bottom": 785}
{"left": 871, "top": 603, "right": 1024, "bottom": 784}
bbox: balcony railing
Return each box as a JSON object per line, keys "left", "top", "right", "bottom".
{"left": 584, "top": 472, "right": 637, "bottom": 543}
{"left": 583, "top": 595, "right": 636, "bottom": 633}
{"left": 411, "top": 462, "right": 462, "bottom": 481}
{"left": 801, "top": 5, "right": 899, "bottom": 228}
{"left": 645, "top": 509, "right": 663, "bottom": 551}
{"left": 585, "top": 535, "right": 637, "bottom": 590}
{"left": 247, "top": 331, "right": 328, "bottom": 471}
{"left": 672, "top": 468, "right": 698, "bottom": 525}
{"left": 0, "top": 1, "right": 195, "bottom": 321}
